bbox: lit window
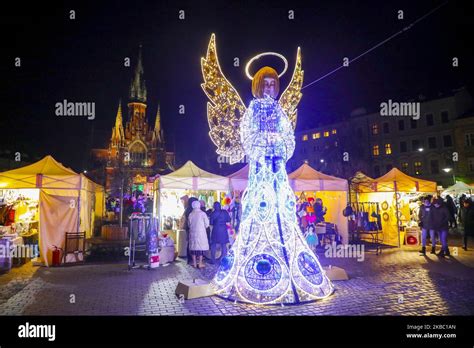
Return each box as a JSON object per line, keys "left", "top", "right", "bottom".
{"left": 324, "top": 131, "right": 329, "bottom": 137}
{"left": 373, "top": 145, "right": 380, "bottom": 156}
{"left": 331, "top": 129, "right": 337, "bottom": 135}
{"left": 385, "top": 143, "right": 392, "bottom": 155}
{"left": 372, "top": 124, "right": 379, "bottom": 135}
{"left": 312, "top": 132, "right": 320, "bottom": 139}
{"left": 302, "top": 135, "right": 308, "bottom": 141}
{"left": 414, "top": 161, "right": 422, "bottom": 175}
{"left": 401, "top": 162, "right": 409, "bottom": 172}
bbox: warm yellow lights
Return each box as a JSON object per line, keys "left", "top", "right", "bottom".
{"left": 245, "top": 52, "right": 288, "bottom": 80}
{"left": 278, "top": 47, "right": 304, "bottom": 130}
{"left": 373, "top": 145, "right": 380, "bottom": 156}
{"left": 201, "top": 34, "right": 246, "bottom": 164}
{"left": 201, "top": 34, "right": 304, "bottom": 164}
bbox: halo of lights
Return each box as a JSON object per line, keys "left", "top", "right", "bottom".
{"left": 245, "top": 52, "right": 289, "bottom": 80}
{"left": 201, "top": 34, "right": 303, "bottom": 166}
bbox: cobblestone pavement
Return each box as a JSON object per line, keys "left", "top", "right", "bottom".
{"left": 1, "top": 237, "right": 473, "bottom": 316}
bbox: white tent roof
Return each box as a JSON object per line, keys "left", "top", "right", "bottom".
{"left": 288, "top": 163, "right": 348, "bottom": 191}
{"left": 228, "top": 164, "right": 249, "bottom": 191}
{"left": 158, "top": 160, "right": 229, "bottom": 190}
{"left": 442, "top": 181, "right": 473, "bottom": 196}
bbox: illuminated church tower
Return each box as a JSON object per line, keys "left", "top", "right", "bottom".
{"left": 92, "top": 46, "right": 175, "bottom": 195}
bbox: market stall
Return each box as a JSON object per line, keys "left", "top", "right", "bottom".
{"left": 0, "top": 155, "right": 104, "bottom": 268}
{"left": 153, "top": 160, "right": 230, "bottom": 255}
{"left": 288, "top": 163, "right": 349, "bottom": 244}
{"left": 353, "top": 168, "right": 437, "bottom": 247}
{"left": 228, "top": 164, "right": 249, "bottom": 192}
{"left": 441, "top": 181, "right": 473, "bottom": 196}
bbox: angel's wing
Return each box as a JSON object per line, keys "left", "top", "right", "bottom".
{"left": 201, "top": 34, "right": 246, "bottom": 165}
{"left": 279, "top": 47, "right": 304, "bottom": 129}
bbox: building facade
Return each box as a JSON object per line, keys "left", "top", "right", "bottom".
{"left": 293, "top": 88, "right": 474, "bottom": 187}
{"left": 91, "top": 48, "right": 175, "bottom": 195}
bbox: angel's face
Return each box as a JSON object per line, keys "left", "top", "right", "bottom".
{"left": 263, "top": 77, "right": 278, "bottom": 99}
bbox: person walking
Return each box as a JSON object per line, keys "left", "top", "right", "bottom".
{"left": 462, "top": 198, "right": 474, "bottom": 251}
{"left": 431, "top": 198, "right": 451, "bottom": 257}
{"left": 419, "top": 195, "right": 436, "bottom": 255}
{"left": 209, "top": 202, "right": 231, "bottom": 264}
{"left": 187, "top": 200, "right": 210, "bottom": 268}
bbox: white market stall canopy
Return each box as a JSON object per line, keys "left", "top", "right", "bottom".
{"left": 228, "top": 164, "right": 249, "bottom": 191}
{"left": 158, "top": 160, "right": 229, "bottom": 191}
{"left": 0, "top": 155, "right": 104, "bottom": 267}
{"left": 442, "top": 181, "right": 473, "bottom": 196}
{"left": 288, "top": 163, "right": 348, "bottom": 191}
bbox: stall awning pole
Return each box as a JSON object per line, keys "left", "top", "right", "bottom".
{"left": 394, "top": 181, "right": 401, "bottom": 248}
{"left": 77, "top": 175, "right": 82, "bottom": 232}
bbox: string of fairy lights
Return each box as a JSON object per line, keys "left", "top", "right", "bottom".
{"left": 201, "top": 35, "right": 333, "bottom": 304}
{"left": 302, "top": 0, "right": 450, "bottom": 89}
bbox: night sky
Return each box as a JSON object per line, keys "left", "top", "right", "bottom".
{"left": 3, "top": 0, "right": 473, "bottom": 174}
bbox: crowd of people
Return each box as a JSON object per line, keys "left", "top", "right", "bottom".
{"left": 174, "top": 191, "right": 474, "bottom": 267}
{"left": 179, "top": 195, "right": 232, "bottom": 269}
{"left": 106, "top": 191, "right": 154, "bottom": 218}
{"left": 418, "top": 194, "right": 474, "bottom": 256}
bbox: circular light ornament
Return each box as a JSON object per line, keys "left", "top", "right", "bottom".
{"left": 245, "top": 52, "right": 288, "bottom": 80}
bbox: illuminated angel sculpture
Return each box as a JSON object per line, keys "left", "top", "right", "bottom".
{"left": 201, "top": 34, "right": 333, "bottom": 304}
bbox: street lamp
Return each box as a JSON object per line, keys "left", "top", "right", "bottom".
{"left": 418, "top": 148, "right": 424, "bottom": 152}
{"left": 443, "top": 167, "right": 456, "bottom": 185}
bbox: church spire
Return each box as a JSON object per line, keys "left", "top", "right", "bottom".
{"left": 153, "top": 104, "right": 162, "bottom": 144}
{"left": 154, "top": 104, "right": 161, "bottom": 132}
{"left": 112, "top": 100, "right": 124, "bottom": 143}
{"left": 129, "top": 45, "right": 147, "bottom": 103}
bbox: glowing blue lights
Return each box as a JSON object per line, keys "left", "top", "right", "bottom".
{"left": 211, "top": 96, "right": 334, "bottom": 305}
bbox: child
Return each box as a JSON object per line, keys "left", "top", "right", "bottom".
{"left": 305, "top": 225, "right": 318, "bottom": 253}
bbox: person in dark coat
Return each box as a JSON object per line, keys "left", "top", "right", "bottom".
{"left": 314, "top": 198, "right": 327, "bottom": 223}
{"left": 445, "top": 195, "right": 457, "bottom": 228}
{"left": 431, "top": 198, "right": 451, "bottom": 257}
{"left": 419, "top": 195, "right": 436, "bottom": 255}
{"left": 462, "top": 198, "right": 474, "bottom": 251}
{"left": 459, "top": 194, "right": 467, "bottom": 226}
{"left": 209, "top": 202, "right": 231, "bottom": 264}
